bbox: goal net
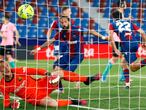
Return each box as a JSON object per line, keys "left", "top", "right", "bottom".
{"left": 0, "top": 0, "right": 146, "bottom": 110}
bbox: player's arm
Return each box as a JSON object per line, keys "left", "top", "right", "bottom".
{"left": 30, "top": 37, "right": 56, "bottom": 55}
{"left": 47, "top": 20, "right": 58, "bottom": 40}
{"left": 90, "top": 29, "right": 109, "bottom": 40}
{"left": 0, "top": 85, "right": 11, "bottom": 108}
{"left": 137, "top": 28, "right": 146, "bottom": 43}
{"left": 109, "top": 30, "right": 121, "bottom": 56}
{"left": 12, "top": 24, "right": 21, "bottom": 46}
{"left": 133, "top": 24, "right": 146, "bottom": 46}
{"left": 14, "top": 29, "right": 21, "bottom": 46}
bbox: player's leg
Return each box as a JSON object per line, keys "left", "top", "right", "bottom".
{"left": 53, "top": 54, "right": 69, "bottom": 93}
{"left": 51, "top": 70, "right": 101, "bottom": 85}
{"left": 39, "top": 96, "right": 86, "bottom": 107}
{"left": 123, "top": 52, "right": 138, "bottom": 88}
{"left": 119, "top": 57, "right": 126, "bottom": 81}
{"left": 6, "top": 46, "right": 15, "bottom": 68}
{"left": 130, "top": 59, "right": 146, "bottom": 72}
{"left": 65, "top": 54, "right": 84, "bottom": 88}
{"left": 120, "top": 58, "right": 130, "bottom": 88}
{"left": 0, "top": 46, "right": 5, "bottom": 60}
{"left": 65, "top": 54, "right": 84, "bottom": 72}
{"left": 102, "top": 56, "right": 118, "bottom": 81}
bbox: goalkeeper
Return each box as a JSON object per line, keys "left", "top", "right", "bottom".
{"left": 0, "top": 60, "right": 100, "bottom": 109}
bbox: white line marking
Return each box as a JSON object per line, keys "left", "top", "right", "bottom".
{"left": 69, "top": 105, "right": 105, "bottom": 110}
{"left": 0, "top": 95, "right": 104, "bottom": 110}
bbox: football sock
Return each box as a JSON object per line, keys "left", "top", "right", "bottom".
{"left": 59, "top": 80, "right": 64, "bottom": 91}
{"left": 119, "top": 68, "right": 125, "bottom": 81}
{"left": 9, "top": 61, "right": 16, "bottom": 68}
{"left": 84, "top": 73, "right": 100, "bottom": 85}
{"left": 141, "top": 59, "right": 146, "bottom": 67}
{"left": 63, "top": 70, "right": 87, "bottom": 82}
{"left": 123, "top": 69, "right": 129, "bottom": 83}
{"left": 102, "top": 61, "right": 113, "bottom": 81}
{"left": 57, "top": 99, "right": 72, "bottom": 107}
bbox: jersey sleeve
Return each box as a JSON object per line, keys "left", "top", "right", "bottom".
{"left": 0, "top": 85, "right": 11, "bottom": 108}
{"left": 50, "top": 20, "right": 58, "bottom": 29}
{"left": 54, "top": 32, "right": 59, "bottom": 40}
{"left": 132, "top": 23, "right": 140, "bottom": 31}
{"left": 109, "top": 23, "right": 114, "bottom": 30}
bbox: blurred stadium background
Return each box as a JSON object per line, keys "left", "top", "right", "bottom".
{"left": 0, "top": 0, "right": 146, "bottom": 60}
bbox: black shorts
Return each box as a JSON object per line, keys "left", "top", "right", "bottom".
{"left": 112, "top": 42, "right": 121, "bottom": 57}
{"left": 0, "top": 45, "right": 13, "bottom": 56}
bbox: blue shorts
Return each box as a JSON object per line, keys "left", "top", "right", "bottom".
{"left": 122, "top": 45, "right": 138, "bottom": 64}
{"left": 53, "top": 54, "right": 84, "bottom": 72}
{"left": 53, "top": 41, "right": 68, "bottom": 56}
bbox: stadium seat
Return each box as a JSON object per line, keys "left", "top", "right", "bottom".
{"left": 38, "top": 28, "right": 46, "bottom": 38}
{"left": 27, "top": 27, "right": 37, "bottom": 38}
{"left": 92, "top": 0, "right": 99, "bottom": 7}
{"left": 38, "top": 17, "right": 48, "bottom": 27}
{"left": 17, "top": 26, "right": 27, "bottom": 38}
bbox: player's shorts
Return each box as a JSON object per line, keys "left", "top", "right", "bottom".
{"left": 25, "top": 77, "right": 58, "bottom": 105}
{"left": 53, "top": 54, "right": 84, "bottom": 72}
{"left": 0, "top": 45, "right": 13, "bottom": 56}
{"left": 122, "top": 45, "right": 138, "bottom": 64}
{"left": 53, "top": 41, "right": 68, "bottom": 56}
{"left": 112, "top": 42, "right": 121, "bottom": 57}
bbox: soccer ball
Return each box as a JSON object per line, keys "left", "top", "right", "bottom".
{"left": 17, "top": 4, "right": 34, "bottom": 19}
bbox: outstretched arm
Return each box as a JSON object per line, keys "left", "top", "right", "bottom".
{"left": 30, "top": 38, "right": 55, "bottom": 55}
{"left": 90, "top": 29, "right": 109, "bottom": 40}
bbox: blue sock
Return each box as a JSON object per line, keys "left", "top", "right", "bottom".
{"left": 102, "top": 61, "right": 113, "bottom": 81}
{"left": 141, "top": 59, "right": 146, "bottom": 67}
{"left": 9, "top": 61, "right": 16, "bottom": 68}
{"left": 119, "top": 68, "right": 125, "bottom": 81}
{"left": 123, "top": 69, "right": 129, "bottom": 83}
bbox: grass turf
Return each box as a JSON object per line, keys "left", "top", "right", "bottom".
{"left": 0, "top": 59, "right": 146, "bottom": 110}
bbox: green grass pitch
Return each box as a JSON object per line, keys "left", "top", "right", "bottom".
{"left": 0, "top": 59, "right": 146, "bottom": 110}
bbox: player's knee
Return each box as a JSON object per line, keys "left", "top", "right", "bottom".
{"left": 130, "top": 66, "right": 137, "bottom": 72}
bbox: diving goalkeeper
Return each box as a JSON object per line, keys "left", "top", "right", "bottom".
{"left": 0, "top": 60, "right": 100, "bottom": 109}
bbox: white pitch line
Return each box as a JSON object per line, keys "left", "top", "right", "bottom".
{"left": 0, "top": 95, "right": 105, "bottom": 110}
{"left": 69, "top": 105, "right": 105, "bottom": 110}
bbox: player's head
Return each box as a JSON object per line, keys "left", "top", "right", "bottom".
{"left": 117, "top": 0, "right": 127, "bottom": 9}
{"left": 112, "top": 10, "right": 123, "bottom": 20}
{"left": 0, "top": 60, "right": 12, "bottom": 78}
{"left": 60, "top": 15, "right": 70, "bottom": 29}
{"left": 62, "top": 6, "right": 71, "bottom": 17}
{"left": 2, "top": 15, "right": 10, "bottom": 24}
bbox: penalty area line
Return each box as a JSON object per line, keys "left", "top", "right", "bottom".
{"left": 69, "top": 105, "right": 105, "bottom": 110}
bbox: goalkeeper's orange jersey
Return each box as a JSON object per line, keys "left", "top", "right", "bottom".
{"left": 0, "top": 67, "right": 58, "bottom": 108}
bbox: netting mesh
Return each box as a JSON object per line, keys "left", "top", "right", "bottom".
{"left": 0, "top": 0, "right": 146, "bottom": 110}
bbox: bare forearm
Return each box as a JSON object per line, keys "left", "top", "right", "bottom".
{"left": 39, "top": 39, "right": 54, "bottom": 50}
{"left": 90, "top": 30, "right": 107, "bottom": 40}
{"left": 47, "top": 29, "right": 52, "bottom": 40}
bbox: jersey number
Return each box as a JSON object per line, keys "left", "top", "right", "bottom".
{"left": 116, "top": 21, "right": 131, "bottom": 32}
